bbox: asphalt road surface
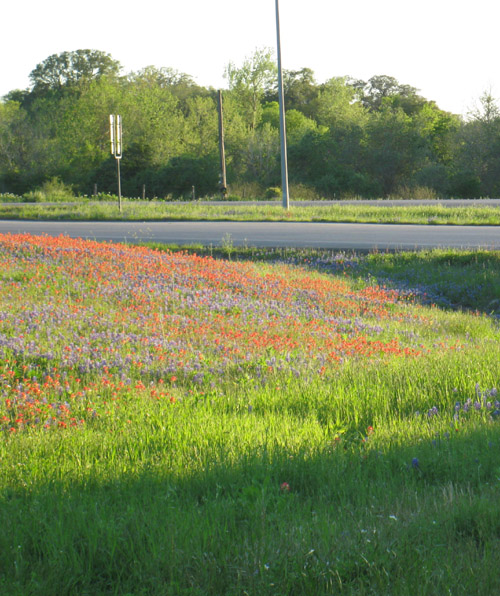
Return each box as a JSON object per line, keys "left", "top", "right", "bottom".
{"left": 0, "top": 220, "right": 499, "bottom": 251}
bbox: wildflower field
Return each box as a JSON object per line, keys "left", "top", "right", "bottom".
{"left": 1, "top": 234, "right": 500, "bottom": 595}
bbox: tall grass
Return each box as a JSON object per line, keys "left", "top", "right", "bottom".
{"left": 1, "top": 235, "right": 500, "bottom": 595}
{"left": 1, "top": 198, "right": 500, "bottom": 225}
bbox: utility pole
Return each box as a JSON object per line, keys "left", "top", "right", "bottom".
{"left": 109, "top": 114, "right": 123, "bottom": 212}
{"left": 275, "top": 0, "right": 290, "bottom": 209}
{"left": 217, "top": 90, "right": 227, "bottom": 199}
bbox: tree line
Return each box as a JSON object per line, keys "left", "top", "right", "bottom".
{"left": 1, "top": 48, "right": 499, "bottom": 199}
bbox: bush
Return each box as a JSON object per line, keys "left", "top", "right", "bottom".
{"left": 288, "top": 184, "right": 321, "bottom": 201}
{"left": 413, "top": 164, "right": 449, "bottom": 196}
{"left": 265, "top": 186, "right": 281, "bottom": 199}
{"left": 227, "top": 182, "right": 265, "bottom": 200}
{"left": 389, "top": 185, "right": 439, "bottom": 200}
{"left": 314, "top": 171, "right": 381, "bottom": 199}
{"left": 447, "top": 171, "right": 482, "bottom": 198}
{"left": 146, "top": 154, "right": 219, "bottom": 199}
{"left": 23, "top": 177, "right": 74, "bottom": 202}
{"left": 0, "top": 193, "right": 23, "bottom": 203}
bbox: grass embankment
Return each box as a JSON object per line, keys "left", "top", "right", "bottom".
{"left": 1, "top": 198, "right": 500, "bottom": 225}
{"left": 147, "top": 244, "right": 500, "bottom": 314}
{"left": 1, "top": 236, "right": 500, "bottom": 595}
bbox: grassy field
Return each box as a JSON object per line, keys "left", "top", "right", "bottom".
{"left": 1, "top": 197, "right": 500, "bottom": 225}
{"left": 1, "top": 235, "right": 500, "bottom": 595}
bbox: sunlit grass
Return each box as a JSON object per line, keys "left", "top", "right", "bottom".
{"left": 1, "top": 235, "right": 500, "bottom": 595}
{"left": 1, "top": 197, "right": 500, "bottom": 225}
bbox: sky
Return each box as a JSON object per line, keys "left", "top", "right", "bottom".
{"left": 2, "top": 0, "right": 499, "bottom": 117}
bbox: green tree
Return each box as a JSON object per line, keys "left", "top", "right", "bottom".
{"left": 224, "top": 48, "right": 276, "bottom": 131}
{"left": 310, "top": 77, "right": 368, "bottom": 129}
{"left": 235, "top": 124, "right": 280, "bottom": 187}
{"left": 288, "top": 124, "right": 378, "bottom": 198}
{"left": 127, "top": 66, "right": 209, "bottom": 110}
{"left": 0, "top": 101, "right": 28, "bottom": 174}
{"left": 29, "top": 50, "right": 121, "bottom": 94}
{"left": 38, "top": 76, "right": 124, "bottom": 189}
{"left": 407, "top": 103, "right": 460, "bottom": 195}
{"left": 455, "top": 91, "right": 500, "bottom": 196}
{"left": 412, "top": 102, "right": 460, "bottom": 164}
{"left": 146, "top": 154, "right": 219, "bottom": 198}
{"left": 0, "top": 100, "right": 35, "bottom": 192}
{"left": 0, "top": 95, "right": 64, "bottom": 191}
{"left": 183, "top": 95, "right": 218, "bottom": 156}
{"left": 121, "top": 79, "right": 184, "bottom": 165}
{"left": 351, "top": 75, "right": 424, "bottom": 113}
{"left": 265, "top": 67, "right": 319, "bottom": 117}
{"left": 364, "top": 106, "right": 423, "bottom": 195}
{"left": 261, "top": 101, "right": 317, "bottom": 142}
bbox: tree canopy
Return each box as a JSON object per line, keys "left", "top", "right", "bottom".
{"left": 1, "top": 48, "right": 499, "bottom": 199}
{"left": 29, "top": 50, "right": 121, "bottom": 93}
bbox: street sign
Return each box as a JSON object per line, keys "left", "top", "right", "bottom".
{"left": 109, "top": 114, "right": 123, "bottom": 211}
{"left": 109, "top": 114, "right": 122, "bottom": 159}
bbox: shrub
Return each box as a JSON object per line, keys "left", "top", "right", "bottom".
{"left": 265, "top": 186, "right": 281, "bottom": 199}
{"left": 228, "top": 182, "right": 265, "bottom": 200}
{"left": 288, "top": 184, "right": 321, "bottom": 201}
{"left": 0, "top": 193, "right": 23, "bottom": 203}
{"left": 23, "top": 177, "right": 74, "bottom": 202}
{"left": 389, "top": 185, "right": 439, "bottom": 200}
{"left": 413, "top": 164, "right": 449, "bottom": 196}
{"left": 447, "top": 171, "right": 482, "bottom": 198}
{"left": 150, "top": 155, "right": 219, "bottom": 199}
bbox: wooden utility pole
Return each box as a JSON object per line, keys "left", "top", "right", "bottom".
{"left": 217, "top": 90, "right": 227, "bottom": 199}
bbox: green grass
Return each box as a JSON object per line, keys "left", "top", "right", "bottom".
{"left": 1, "top": 237, "right": 500, "bottom": 595}
{"left": 1, "top": 197, "right": 500, "bottom": 225}
{"left": 146, "top": 244, "right": 500, "bottom": 315}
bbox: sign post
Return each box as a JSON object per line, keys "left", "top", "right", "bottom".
{"left": 109, "top": 114, "right": 123, "bottom": 212}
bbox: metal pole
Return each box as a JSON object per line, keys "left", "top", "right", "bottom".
{"left": 117, "top": 158, "right": 122, "bottom": 212}
{"left": 275, "top": 0, "right": 290, "bottom": 209}
{"left": 217, "top": 90, "right": 227, "bottom": 199}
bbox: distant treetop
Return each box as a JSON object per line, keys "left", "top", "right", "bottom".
{"left": 29, "top": 49, "right": 122, "bottom": 93}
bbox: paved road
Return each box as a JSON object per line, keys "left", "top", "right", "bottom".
{"left": 0, "top": 220, "right": 499, "bottom": 250}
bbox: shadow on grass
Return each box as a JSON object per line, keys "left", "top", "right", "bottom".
{"left": 2, "top": 422, "right": 500, "bottom": 596}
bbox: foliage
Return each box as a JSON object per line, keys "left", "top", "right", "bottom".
{"left": 29, "top": 49, "right": 121, "bottom": 94}
{"left": 145, "top": 154, "right": 220, "bottom": 198}
{"left": 2, "top": 48, "right": 500, "bottom": 199}
{"left": 22, "top": 177, "right": 74, "bottom": 202}
{"left": 2, "top": 200, "right": 500, "bottom": 226}
{"left": 224, "top": 48, "right": 276, "bottom": 131}
{"left": 265, "top": 186, "right": 281, "bottom": 198}
{"left": 1, "top": 235, "right": 500, "bottom": 595}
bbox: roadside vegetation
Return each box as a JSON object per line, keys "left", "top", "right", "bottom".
{"left": 2, "top": 194, "right": 500, "bottom": 225}
{"left": 2, "top": 49, "right": 500, "bottom": 201}
{"left": 146, "top": 244, "right": 500, "bottom": 315}
{"left": 1, "top": 234, "right": 500, "bottom": 595}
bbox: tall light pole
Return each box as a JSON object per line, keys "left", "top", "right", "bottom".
{"left": 275, "top": 0, "right": 290, "bottom": 209}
